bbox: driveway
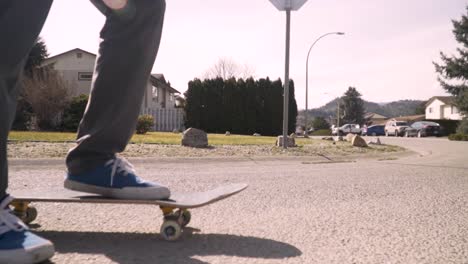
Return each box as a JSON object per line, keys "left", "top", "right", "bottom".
{"left": 8, "top": 137, "right": 468, "bottom": 263}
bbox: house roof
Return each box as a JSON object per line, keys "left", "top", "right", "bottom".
{"left": 393, "top": 114, "right": 425, "bottom": 122}
{"left": 425, "top": 96, "right": 456, "bottom": 107}
{"left": 150, "top": 74, "right": 180, "bottom": 94}
{"left": 44, "top": 48, "right": 96, "bottom": 62}
{"left": 365, "top": 112, "right": 387, "bottom": 119}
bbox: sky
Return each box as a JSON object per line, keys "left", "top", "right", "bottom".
{"left": 40, "top": 0, "right": 467, "bottom": 109}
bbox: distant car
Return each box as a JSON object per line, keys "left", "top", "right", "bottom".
{"left": 363, "top": 125, "right": 385, "bottom": 136}
{"left": 404, "top": 121, "right": 443, "bottom": 137}
{"left": 332, "top": 124, "right": 361, "bottom": 136}
{"left": 385, "top": 119, "right": 410, "bottom": 137}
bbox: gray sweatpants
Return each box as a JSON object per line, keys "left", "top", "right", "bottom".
{"left": 0, "top": 0, "right": 166, "bottom": 198}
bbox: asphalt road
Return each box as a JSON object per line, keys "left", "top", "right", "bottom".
{"left": 8, "top": 137, "right": 468, "bottom": 264}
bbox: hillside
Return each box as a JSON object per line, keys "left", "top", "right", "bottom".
{"left": 301, "top": 99, "right": 425, "bottom": 120}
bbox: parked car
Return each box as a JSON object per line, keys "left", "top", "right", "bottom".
{"left": 363, "top": 125, "right": 385, "bottom": 136}
{"left": 404, "top": 121, "right": 444, "bottom": 137}
{"left": 385, "top": 119, "right": 410, "bottom": 137}
{"left": 332, "top": 124, "right": 361, "bottom": 136}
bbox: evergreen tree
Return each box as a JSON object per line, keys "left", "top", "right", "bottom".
{"left": 434, "top": 6, "right": 468, "bottom": 114}
{"left": 312, "top": 116, "right": 330, "bottom": 130}
{"left": 288, "top": 80, "right": 298, "bottom": 134}
{"left": 341, "top": 87, "right": 365, "bottom": 125}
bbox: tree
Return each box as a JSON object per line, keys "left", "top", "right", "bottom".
{"left": 312, "top": 116, "right": 330, "bottom": 130}
{"left": 341, "top": 87, "right": 365, "bottom": 125}
{"left": 414, "top": 100, "right": 428, "bottom": 115}
{"left": 22, "top": 70, "right": 70, "bottom": 130}
{"left": 24, "top": 37, "right": 49, "bottom": 76}
{"left": 13, "top": 37, "right": 49, "bottom": 130}
{"left": 434, "top": 6, "right": 468, "bottom": 114}
{"left": 203, "top": 57, "right": 255, "bottom": 80}
{"left": 61, "top": 94, "right": 89, "bottom": 132}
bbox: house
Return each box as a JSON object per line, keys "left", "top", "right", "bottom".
{"left": 41, "top": 48, "right": 180, "bottom": 109}
{"left": 425, "top": 96, "right": 464, "bottom": 120}
{"left": 41, "top": 48, "right": 184, "bottom": 131}
{"left": 146, "top": 74, "right": 181, "bottom": 109}
{"left": 41, "top": 48, "right": 95, "bottom": 97}
{"left": 364, "top": 112, "right": 388, "bottom": 125}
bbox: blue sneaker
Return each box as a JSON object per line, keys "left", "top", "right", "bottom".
{"left": 64, "top": 156, "right": 171, "bottom": 200}
{"left": 0, "top": 195, "right": 55, "bottom": 264}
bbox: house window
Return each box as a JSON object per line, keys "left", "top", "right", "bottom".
{"left": 170, "top": 94, "right": 174, "bottom": 102}
{"left": 77, "top": 52, "right": 83, "bottom": 59}
{"left": 429, "top": 107, "right": 432, "bottom": 113}
{"left": 78, "top": 72, "right": 93, "bottom": 81}
{"left": 453, "top": 106, "right": 458, "bottom": 114}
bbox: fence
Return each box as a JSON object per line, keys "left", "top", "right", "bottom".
{"left": 141, "top": 108, "right": 185, "bottom": 132}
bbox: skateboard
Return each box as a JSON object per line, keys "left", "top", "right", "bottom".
{"left": 10, "top": 183, "right": 248, "bottom": 241}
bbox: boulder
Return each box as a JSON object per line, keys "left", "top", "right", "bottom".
{"left": 276, "top": 136, "right": 296, "bottom": 147}
{"left": 181, "top": 128, "right": 208, "bottom": 148}
{"left": 345, "top": 133, "right": 355, "bottom": 142}
{"left": 368, "top": 137, "right": 382, "bottom": 145}
{"left": 351, "top": 135, "right": 368, "bottom": 147}
{"left": 333, "top": 136, "right": 344, "bottom": 142}
{"left": 225, "top": 131, "right": 231, "bottom": 136}
{"left": 290, "top": 133, "right": 296, "bottom": 138}
{"left": 253, "top": 133, "right": 261, "bottom": 136}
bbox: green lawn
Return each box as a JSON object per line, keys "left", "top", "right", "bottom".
{"left": 9, "top": 131, "right": 312, "bottom": 146}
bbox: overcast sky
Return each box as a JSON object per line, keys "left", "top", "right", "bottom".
{"left": 40, "top": 0, "right": 466, "bottom": 109}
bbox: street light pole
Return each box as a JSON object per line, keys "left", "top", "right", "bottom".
{"left": 305, "top": 32, "right": 344, "bottom": 134}
{"left": 282, "top": 9, "right": 291, "bottom": 149}
{"left": 269, "top": 0, "right": 308, "bottom": 149}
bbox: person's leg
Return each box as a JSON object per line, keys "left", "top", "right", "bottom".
{"left": 65, "top": 0, "right": 170, "bottom": 199}
{"left": 0, "top": 2, "right": 55, "bottom": 263}
{"left": 0, "top": 0, "right": 52, "bottom": 199}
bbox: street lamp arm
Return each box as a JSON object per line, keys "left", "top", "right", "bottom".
{"left": 304, "top": 31, "right": 344, "bottom": 132}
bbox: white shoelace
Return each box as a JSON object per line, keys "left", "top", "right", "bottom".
{"left": 105, "top": 157, "right": 136, "bottom": 187}
{"left": 0, "top": 196, "right": 28, "bottom": 236}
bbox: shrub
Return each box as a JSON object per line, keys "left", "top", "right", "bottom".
{"left": 21, "top": 69, "right": 70, "bottom": 130}
{"left": 61, "top": 94, "right": 89, "bottom": 132}
{"left": 310, "top": 129, "right": 332, "bottom": 136}
{"left": 136, "top": 115, "right": 155, "bottom": 134}
{"left": 456, "top": 118, "right": 468, "bottom": 134}
{"left": 425, "top": 119, "right": 459, "bottom": 135}
{"left": 448, "top": 133, "right": 468, "bottom": 141}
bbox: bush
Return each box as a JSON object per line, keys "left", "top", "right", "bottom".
{"left": 425, "top": 119, "right": 459, "bottom": 135}
{"left": 61, "top": 94, "right": 89, "bottom": 132}
{"left": 456, "top": 118, "right": 468, "bottom": 134}
{"left": 136, "top": 115, "right": 155, "bottom": 134}
{"left": 310, "top": 129, "right": 332, "bottom": 136}
{"left": 448, "top": 133, "right": 468, "bottom": 141}
{"left": 312, "top": 117, "right": 330, "bottom": 130}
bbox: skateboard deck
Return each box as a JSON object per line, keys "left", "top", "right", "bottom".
{"left": 10, "top": 183, "right": 247, "bottom": 241}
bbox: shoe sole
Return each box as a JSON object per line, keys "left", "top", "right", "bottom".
{"left": 64, "top": 179, "right": 170, "bottom": 200}
{"left": 0, "top": 241, "right": 55, "bottom": 264}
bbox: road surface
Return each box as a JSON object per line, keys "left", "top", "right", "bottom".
{"left": 8, "top": 137, "right": 468, "bottom": 263}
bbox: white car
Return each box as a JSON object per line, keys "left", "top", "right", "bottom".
{"left": 332, "top": 124, "right": 361, "bottom": 136}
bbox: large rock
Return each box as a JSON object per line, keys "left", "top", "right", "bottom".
{"left": 181, "top": 128, "right": 208, "bottom": 148}
{"left": 367, "top": 137, "right": 382, "bottom": 145}
{"left": 333, "top": 136, "right": 344, "bottom": 142}
{"left": 345, "top": 133, "right": 355, "bottom": 142}
{"left": 276, "top": 136, "right": 296, "bottom": 147}
{"left": 351, "top": 135, "right": 368, "bottom": 147}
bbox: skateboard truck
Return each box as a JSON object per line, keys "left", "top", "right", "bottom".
{"left": 10, "top": 201, "right": 38, "bottom": 225}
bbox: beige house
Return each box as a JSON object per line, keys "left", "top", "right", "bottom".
{"left": 41, "top": 48, "right": 95, "bottom": 97}
{"left": 425, "top": 96, "right": 464, "bottom": 120}
{"left": 41, "top": 48, "right": 180, "bottom": 110}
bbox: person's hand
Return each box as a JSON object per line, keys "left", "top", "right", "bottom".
{"left": 102, "top": 0, "right": 127, "bottom": 10}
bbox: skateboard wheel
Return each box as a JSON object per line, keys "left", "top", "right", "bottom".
{"left": 24, "top": 206, "right": 38, "bottom": 224}
{"left": 160, "top": 220, "right": 182, "bottom": 241}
